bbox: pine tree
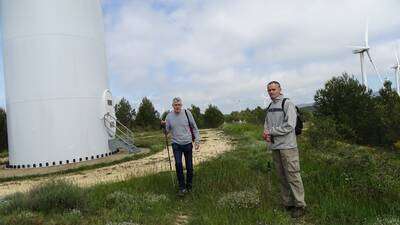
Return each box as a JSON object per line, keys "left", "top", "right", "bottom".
{"left": 135, "top": 97, "right": 160, "bottom": 130}
{"left": 114, "top": 98, "right": 135, "bottom": 128}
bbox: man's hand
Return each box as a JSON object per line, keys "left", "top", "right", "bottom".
{"left": 160, "top": 120, "right": 166, "bottom": 128}
{"left": 160, "top": 120, "right": 167, "bottom": 134}
{"left": 194, "top": 143, "right": 200, "bottom": 151}
{"left": 263, "top": 130, "right": 271, "bottom": 143}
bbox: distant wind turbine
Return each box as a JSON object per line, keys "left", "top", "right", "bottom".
{"left": 391, "top": 46, "right": 400, "bottom": 95}
{"left": 348, "top": 23, "right": 383, "bottom": 89}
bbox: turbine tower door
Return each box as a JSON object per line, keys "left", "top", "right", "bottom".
{"left": 103, "top": 90, "right": 116, "bottom": 138}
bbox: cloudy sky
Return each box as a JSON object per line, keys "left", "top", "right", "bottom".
{"left": 1, "top": 0, "right": 400, "bottom": 113}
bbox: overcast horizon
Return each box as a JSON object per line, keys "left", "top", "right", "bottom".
{"left": 1, "top": 0, "right": 400, "bottom": 114}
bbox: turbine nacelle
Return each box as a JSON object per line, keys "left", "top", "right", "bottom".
{"left": 347, "top": 22, "right": 383, "bottom": 88}
{"left": 352, "top": 47, "right": 369, "bottom": 54}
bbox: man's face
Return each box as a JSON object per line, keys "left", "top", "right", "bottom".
{"left": 267, "top": 83, "right": 281, "bottom": 100}
{"left": 172, "top": 101, "right": 182, "bottom": 113}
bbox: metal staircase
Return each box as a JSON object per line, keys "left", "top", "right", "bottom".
{"left": 103, "top": 112, "right": 139, "bottom": 153}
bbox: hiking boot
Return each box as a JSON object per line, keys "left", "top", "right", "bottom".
{"left": 177, "top": 189, "right": 187, "bottom": 197}
{"left": 291, "top": 207, "right": 306, "bottom": 218}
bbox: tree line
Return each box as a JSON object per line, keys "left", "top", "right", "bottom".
{"left": 115, "top": 97, "right": 225, "bottom": 131}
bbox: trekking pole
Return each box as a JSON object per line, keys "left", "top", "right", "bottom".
{"left": 267, "top": 161, "right": 272, "bottom": 193}
{"left": 163, "top": 129, "right": 175, "bottom": 187}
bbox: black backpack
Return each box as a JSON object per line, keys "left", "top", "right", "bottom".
{"left": 267, "top": 98, "right": 303, "bottom": 135}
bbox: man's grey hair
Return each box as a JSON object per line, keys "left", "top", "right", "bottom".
{"left": 172, "top": 97, "right": 182, "bottom": 105}
{"left": 267, "top": 81, "right": 281, "bottom": 88}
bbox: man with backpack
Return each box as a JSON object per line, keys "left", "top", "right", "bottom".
{"left": 161, "top": 97, "right": 200, "bottom": 196}
{"left": 263, "top": 81, "right": 306, "bottom": 218}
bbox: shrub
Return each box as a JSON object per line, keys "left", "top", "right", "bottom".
{"left": 204, "top": 104, "right": 225, "bottom": 128}
{"left": 307, "top": 116, "right": 341, "bottom": 149}
{"left": 3, "top": 180, "right": 87, "bottom": 214}
{"left": 312, "top": 73, "right": 400, "bottom": 147}
{"left": 374, "top": 81, "right": 400, "bottom": 147}
{"left": 314, "top": 73, "right": 380, "bottom": 145}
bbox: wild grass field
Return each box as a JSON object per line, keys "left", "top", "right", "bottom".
{"left": 0, "top": 123, "right": 399, "bottom": 225}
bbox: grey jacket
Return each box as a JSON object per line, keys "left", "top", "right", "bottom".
{"left": 264, "top": 94, "right": 297, "bottom": 150}
{"left": 166, "top": 109, "right": 200, "bottom": 145}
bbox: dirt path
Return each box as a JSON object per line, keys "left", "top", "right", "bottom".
{"left": 0, "top": 129, "right": 232, "bottom": 198}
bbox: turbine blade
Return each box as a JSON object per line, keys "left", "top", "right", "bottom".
{"left": 396, "top": 51, "right": 399, "bottom": 65}
{"left": 346, "top": 45, "right": 366, "bottom": 49}
{"left": 366, "top": 50, "right": 383, "bottom": 84}
{"left": 365, "top": 22, "right": 369, "bottom": 47}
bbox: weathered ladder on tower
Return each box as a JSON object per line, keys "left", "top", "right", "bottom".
{"left": 103, "top": 113, "right": 139, "bottom": 153}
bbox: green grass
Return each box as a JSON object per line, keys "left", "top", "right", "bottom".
{"left": 0, "top": 124, "right": 399, "bottom": 225}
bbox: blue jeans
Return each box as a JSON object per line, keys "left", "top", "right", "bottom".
{"left": 172, "top": 143, "right": 193, "bottom": 190}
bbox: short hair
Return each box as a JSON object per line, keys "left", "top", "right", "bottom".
{"left": 172, "top": 97, "right": 182, "bottom": 105}
{"left": 267, "top": 81, "right": 281, "bottom": 88}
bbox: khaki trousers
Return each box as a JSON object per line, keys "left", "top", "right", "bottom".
{"left": 272, "top": 148, "right": 306, "bottom": 207}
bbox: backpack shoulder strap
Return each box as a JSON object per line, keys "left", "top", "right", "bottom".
{"left": 184, "top": 109, "right": 192, "bottom": 128}
{"left": 282, "top": 98, "right": 288, "bottom": 117}
{"left": 267, "top": 102, "right": 272, "bottom": 110}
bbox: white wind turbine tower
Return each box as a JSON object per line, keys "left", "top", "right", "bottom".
{"left": 349, "top": 23, "right": 383, "bottom": 89}
{"left": 391, "top": 46, "right": 400, "bottom": 95}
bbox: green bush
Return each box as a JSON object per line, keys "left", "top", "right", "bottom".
{"left": 314, "top": 73, "right": 400, "bottom": 147}
{"left": 203, "top": 104, "right": 224, "bottom": 128}
{"left": 374, "top": 81, "right": 400, "bottom": 147}
{"left": 3, "top": 180, "right": 87, "bottom": 214}
{"left": 189, "top": 104, "right": 205, "bottom": 128}
{"left": 307, "top": 116, "right": 341, "bottom": 149}
{"left": 314, "top": 73, "right": 379, "bottom": 145}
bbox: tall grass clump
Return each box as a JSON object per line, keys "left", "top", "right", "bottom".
{"left": 0, "top": 211, "right": 44, "bottom": 225}
{"left": 2, "top": 180, "right": 87, "bottom": 214}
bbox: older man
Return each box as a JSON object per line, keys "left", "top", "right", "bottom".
{"left": 161, "top": 97, "right": 200, "bottom": 196}
{"left": 263, "top": 81, "right": 306, "bottom": 218}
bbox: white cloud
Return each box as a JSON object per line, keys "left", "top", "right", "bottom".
{"left": 102, "top": 0, "right": 400, "bottom": 113}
